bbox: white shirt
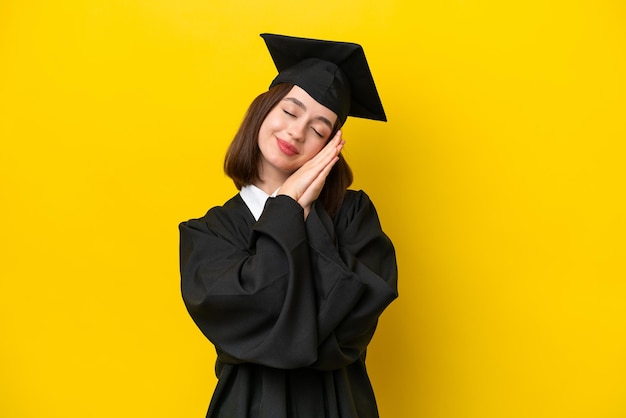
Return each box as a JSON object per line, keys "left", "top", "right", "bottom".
{"left": 239, "top": 184, "right": 279, "bottom": 221}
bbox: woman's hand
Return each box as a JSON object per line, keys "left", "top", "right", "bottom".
{"left": 279, "top": 131, "right": 345, "bottom": 218}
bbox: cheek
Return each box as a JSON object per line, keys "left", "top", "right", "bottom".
{"left": 303, "top": 141, "right": 326, "bottom": 159}
{"left": 258, "top": 117, "right": 280, "bottom": 145}
{"left": 262, "top": 110, "right": 285, "bottom": 131}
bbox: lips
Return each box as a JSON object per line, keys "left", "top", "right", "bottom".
{"left": 276, "top": 138, "right": 299, "bottom": 156}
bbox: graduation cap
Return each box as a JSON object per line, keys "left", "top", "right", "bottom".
{"left": 260, "top": 33, "right": 386, "bottom": 126}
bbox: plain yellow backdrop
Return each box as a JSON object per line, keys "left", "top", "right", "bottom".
{"left": 1, "top": 1, "right": 625, "bottom": 417}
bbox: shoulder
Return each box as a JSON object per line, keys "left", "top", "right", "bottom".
{"left": 333, "top": 189, "right": 382, "bottom": 229}
{"left": 180, "top": 194, "right": 253, "bottom": 238}
{"left": 343, "top": 189, "right": 373, "bottom": 206}
{"left": 338, "top": 189, "right": 377, "bottom": 216}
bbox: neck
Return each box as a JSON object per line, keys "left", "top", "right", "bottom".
{"left": 254, "top": 165, "right": 289, "bottom": 195}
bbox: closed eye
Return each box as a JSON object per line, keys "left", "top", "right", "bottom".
{"left": 283, "top": 109, "right": 295, "bottom": 117}
{"left": 311, "top": 127, "right": 323, "bottom": 138}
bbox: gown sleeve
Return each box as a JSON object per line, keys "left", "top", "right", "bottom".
{"left": 304, "top": 190, "right": 398, "bottom": 370}
{"left": 180, "top": 195, "right": 319, "bottom": 369}
{"left": 179, "top": 191, "right": 397, "bottom": 371}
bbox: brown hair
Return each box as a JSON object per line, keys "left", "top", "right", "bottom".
{"left": 224, "top": 83, "right": 353, "bottom": 217}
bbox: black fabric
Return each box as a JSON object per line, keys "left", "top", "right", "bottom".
{"left": 271, "top": 57, "right": 352, "bottom": 127}
{"left": 180, "top": 190, "right": 398, "bottom": 418}
{"left": 261, "top": 33, "right": 387, "bottom": 125}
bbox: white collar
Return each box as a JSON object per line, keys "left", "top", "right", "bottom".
{"left": 239, "top": 184, "right": 279, "bottom": 221}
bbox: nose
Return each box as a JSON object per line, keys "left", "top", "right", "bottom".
{"left": 287, "top": 119, "right": 307, "bottom": 142}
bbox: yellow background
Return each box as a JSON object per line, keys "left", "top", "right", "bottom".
{"left": 1, "top": 1, "right": 625, "bottom": 417}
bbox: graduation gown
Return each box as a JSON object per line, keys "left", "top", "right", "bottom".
{"left": 179, "top": 189, "right": 398, "bottom": 418}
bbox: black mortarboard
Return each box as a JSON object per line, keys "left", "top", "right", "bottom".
{"left": 260, "top": 33, "right": 387, "bottom": 126}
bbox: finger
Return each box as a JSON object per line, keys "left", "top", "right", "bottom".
{"left": 309, "top": 132, "right": 344, "bottom": 168}
{"left": 305, "top": 153, "right": 341, "bottom": 196}
{"left": 300, "top": 145, "right": 339, "bottom": 176}
{"left": 297, "top": 156, "right": 340, "bottom": 208}
{"left": 280, "top": 132, "right": 344, "bottom": 201}
{"left": 314, "top": 130, "right": 343, "bottom": 160}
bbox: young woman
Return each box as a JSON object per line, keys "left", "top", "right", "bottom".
{"left": 180, "top": 33, "right": 398, "bottom": 418}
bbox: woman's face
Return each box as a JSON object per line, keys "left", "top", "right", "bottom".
{"left": 257, "top": 85, "right": 338, "bottom": 182}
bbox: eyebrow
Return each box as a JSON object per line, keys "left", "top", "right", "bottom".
{"left": 283, "top": 97, "right": 334, "bottom": 130}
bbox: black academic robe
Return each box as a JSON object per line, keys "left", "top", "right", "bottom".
{"left": 179, "top": 189, "right": 398, "bottom": 418}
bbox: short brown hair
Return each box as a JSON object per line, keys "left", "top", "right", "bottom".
{"left": 224, "top": 83, "right": 353, "bottom": 217}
